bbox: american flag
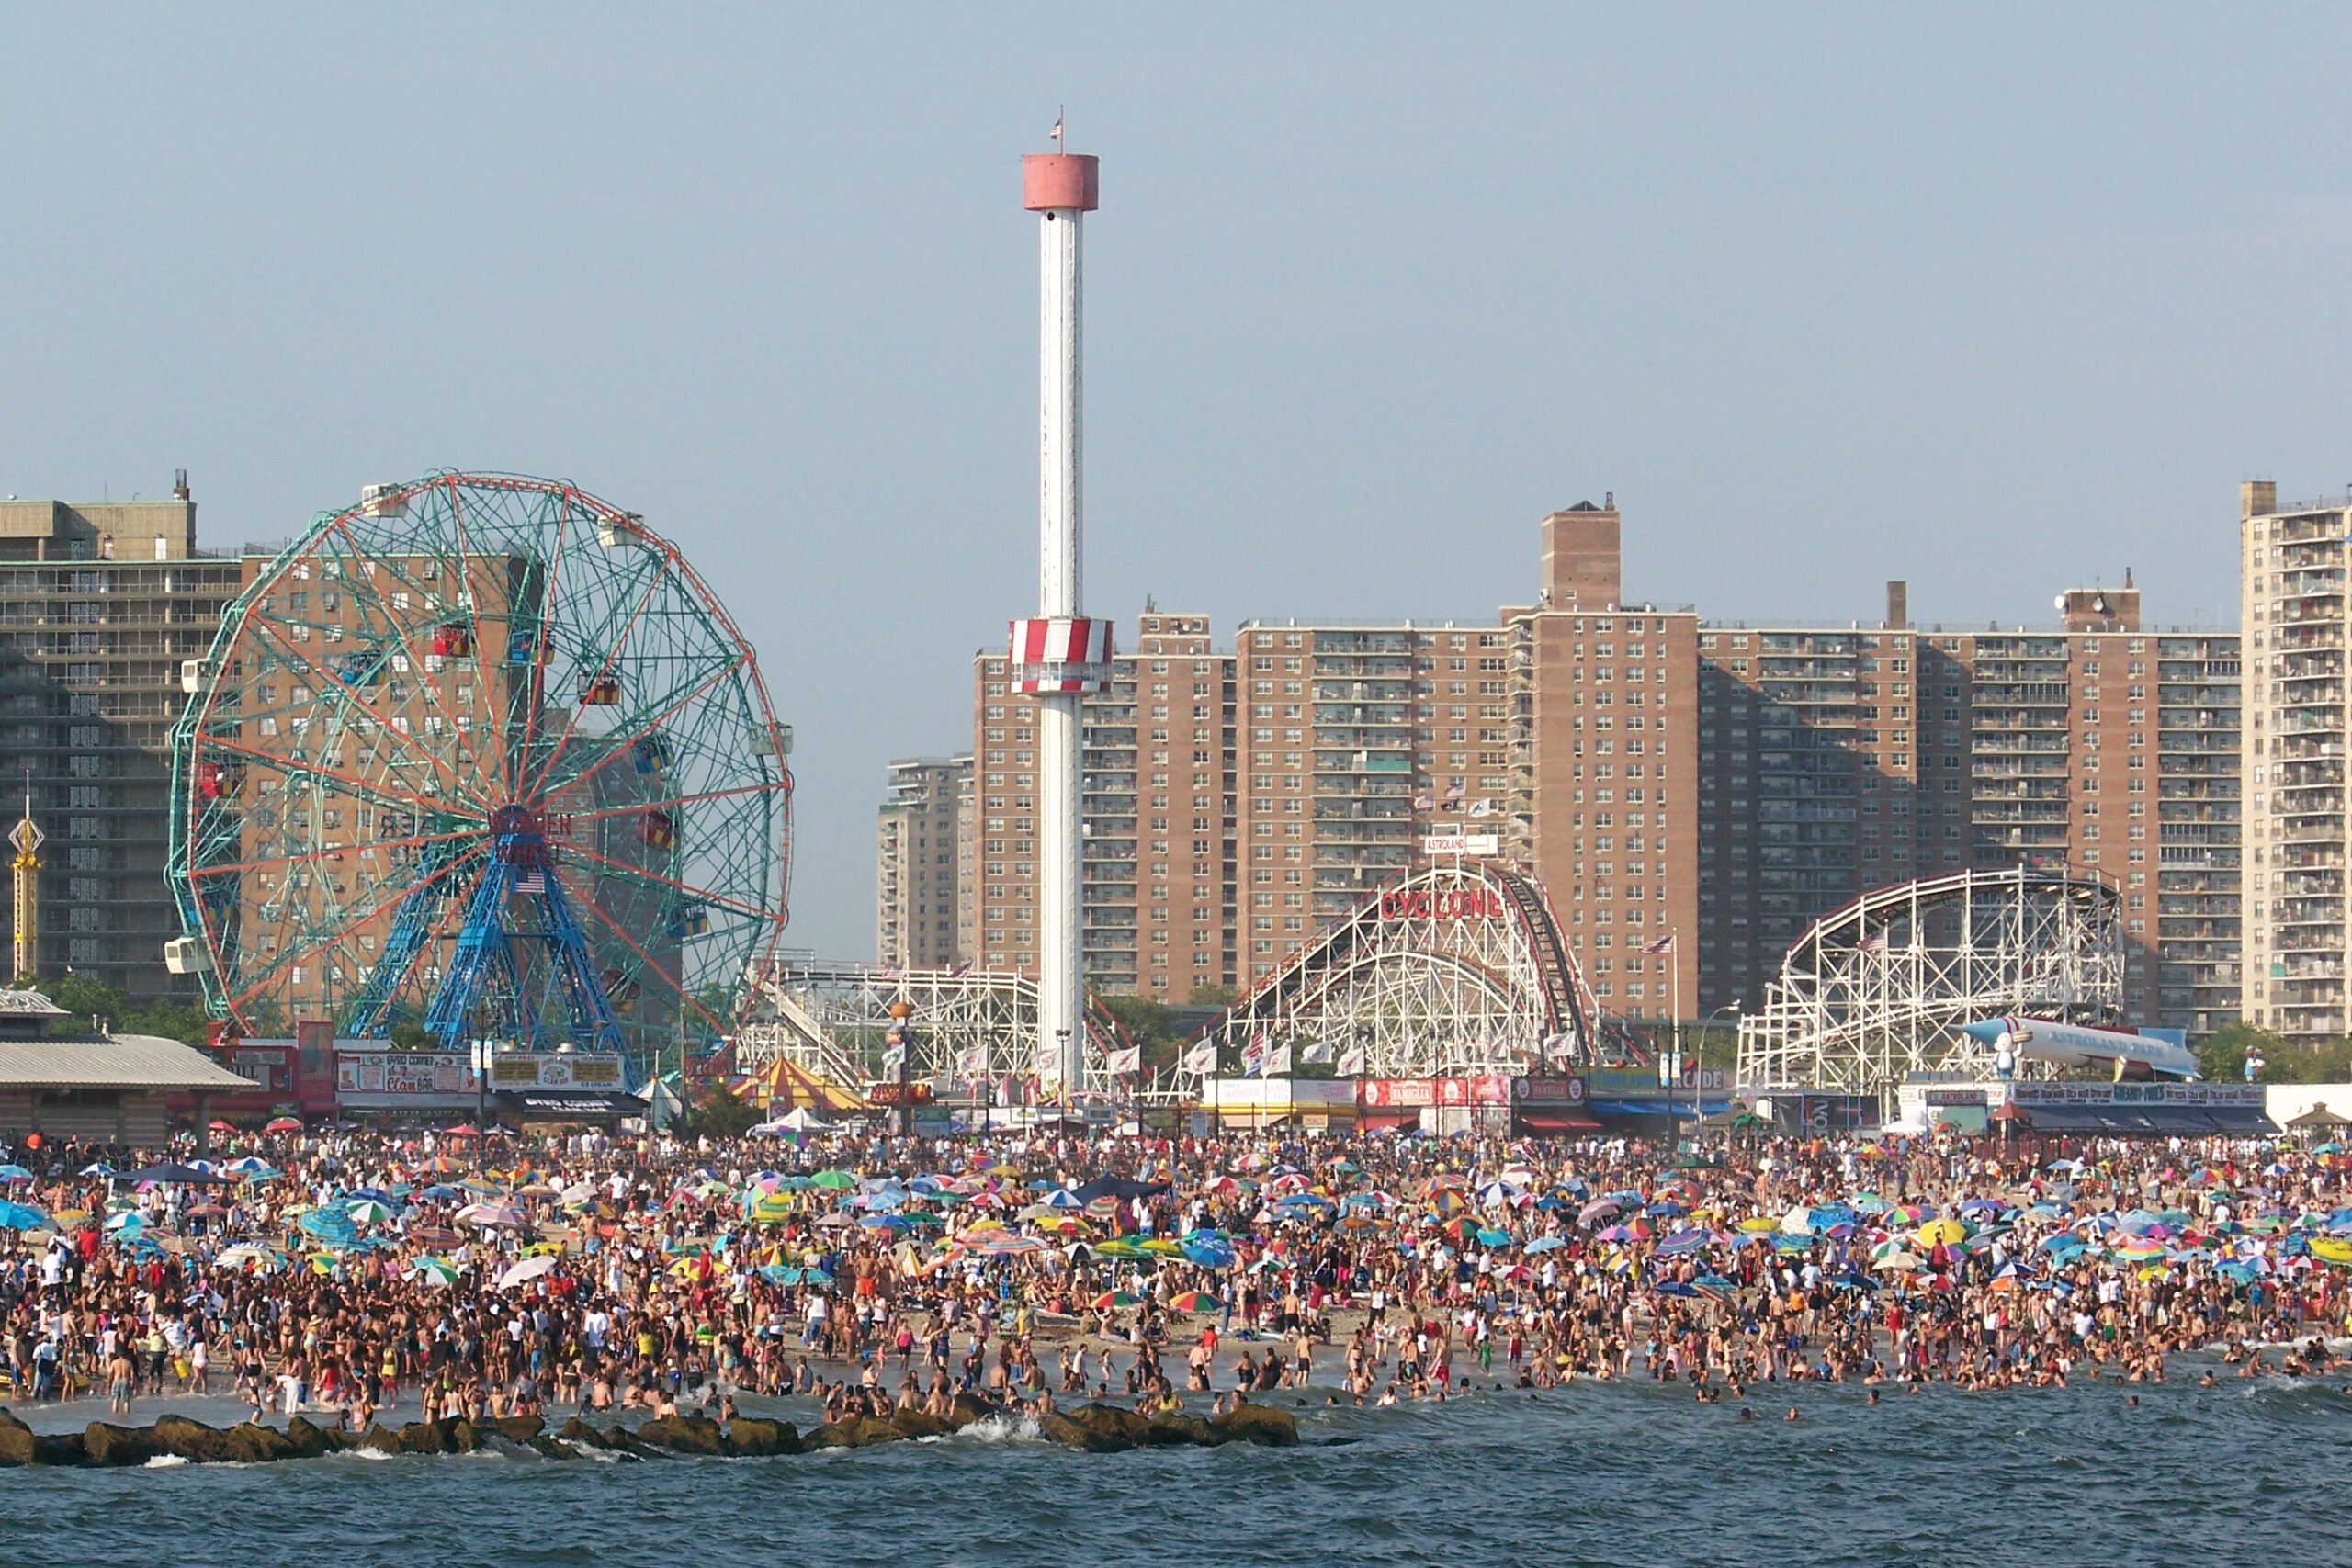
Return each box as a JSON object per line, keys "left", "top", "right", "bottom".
{"left": 1858, "top": 932, "right": 1890, "bottom": 953}
{"left": 1444, "top": 781, "right": 1467, "bottom": 800}
{"left": 1049, "top": 112, "right": 1064, "bottom": 144}
{"left": 1640, "top": 933, "right": 1676, "bottom": 954}
{"left": 513, "top": 869, "right": 548, "bottom": 896}
{"left": 1413, "top": 795, "right": 1434, "bottom": 811}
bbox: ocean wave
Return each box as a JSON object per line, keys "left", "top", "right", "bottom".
{"left": 954, "top": 1414, "right": 1044, "bottom": 1444}
{"left": 141, "top": 1454, "right": 190, "bottom": 1468}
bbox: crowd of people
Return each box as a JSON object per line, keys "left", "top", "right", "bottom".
{"left": 2, "top": 1115, "right": 2348, "bottom": 1436}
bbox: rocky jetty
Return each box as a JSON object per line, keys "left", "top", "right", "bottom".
{"left": 0, "top": 1398, "right": 1296, "bottom": 1469}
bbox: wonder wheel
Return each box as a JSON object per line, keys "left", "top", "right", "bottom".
{"left": 166, "top": 472, "right": 793, "bottom": 1078}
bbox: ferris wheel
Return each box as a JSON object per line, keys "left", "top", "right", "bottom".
{"left": 165, "top": 472, "right": 793, "bottom": 1078}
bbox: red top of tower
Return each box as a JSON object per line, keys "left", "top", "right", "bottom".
{"left": 1023, "top": 153, "right": 1099, "bottom": 212}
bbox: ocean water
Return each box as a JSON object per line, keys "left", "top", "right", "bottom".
{"left": 4, "top": 1371, "right": 2345, "bottom": 1568}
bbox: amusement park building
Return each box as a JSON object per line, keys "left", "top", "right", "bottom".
{"left": 2239, "top": 479, "right": 2352, "bottom": 1045}
{"left": 907, "top": 497, "right": 2243, "bottom": 1039}
{"left": 0, "top": 478, "right": 256, "bottom": 999}
{"left": 874, "top": 754, "right": 971, "bottom": 970}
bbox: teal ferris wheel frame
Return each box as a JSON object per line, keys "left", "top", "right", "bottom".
{"left": 167, "top": 471, "right": 793, "bottom": 1081}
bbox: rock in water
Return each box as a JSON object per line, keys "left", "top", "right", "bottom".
{"left": 282, "top": 1416, "right": 345, "bottom": 1458}
{"left": 154, "top": 1416, "right": 240, "bottom": 1464}
{"left": 83, "top": 1423, "right": 166, "bottom": 1466}
{"left": 1071, "top": 1404, "right": 1154, "bottom": 1448}
{"left": 1143, "top": 1413, "right": 1216, "bottom": 1446}
{"left": 0, "top": 1409, "right": 40, "bottom": 1466}
{"left": 637, "top": 1416, "right": 727, "bottom": 1455}
{"left": 220, "top": 1424, "right": 297, "bottom": 1463}
{"left": 721, "top": 1417, "right": 799, "bottom": 1457}
{"left": 1207, "top": 1401, "right": 1300, "bottom": 1447}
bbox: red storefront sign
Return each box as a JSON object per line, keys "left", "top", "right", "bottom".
{"left": 1359, "top": 1076, "right": 1515, "bottom": 1109}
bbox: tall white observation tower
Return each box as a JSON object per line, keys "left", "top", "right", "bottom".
{"left": 1008, "top": 143, "right": 1108, "bottom": 1099}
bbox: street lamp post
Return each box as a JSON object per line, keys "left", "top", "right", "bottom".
{"left": 470, "top": 1036, "right": 491, "bottom": 1165}
{"left": 1702, "top": 1004, "right": 1742, "bottom": 1136}
{"left": 1055, "top": 1027, "right": 1073, "bottom": 1122}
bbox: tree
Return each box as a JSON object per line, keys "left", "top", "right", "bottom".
{"left": 25, "top": 972, "right": 129, "bottom": 1030}
{"left": 1186, "top": 983, "right": 1239, "bottom": 1009}
{"left": 1102, "top": 993, "right": 1183, "bottom": 1074}
{"left": 2194, "top": 1021, "right": 2280, "bottom": 1084}
{"left": 390, "top": 1021, "right": 433, "bottom": 1051}
{"left": 675, "top": 1086, "right": 761, "bottom": 1141}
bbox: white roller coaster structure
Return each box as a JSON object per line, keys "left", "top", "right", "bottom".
{"left": 1209, "top": 861, "right": 1611, "bottom": 1076}
{"left": 1735, "top": 865, "right": 2126, "bottom": 1102}
{"left": 730, "top": 960, "right": 1179, "bottom": 1101}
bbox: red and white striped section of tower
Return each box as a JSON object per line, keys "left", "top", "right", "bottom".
{"left": 1008, "top": 140, "right": 1106, "bottom": 1100}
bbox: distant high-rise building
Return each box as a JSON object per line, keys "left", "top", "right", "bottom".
{"left": 1694, "top": 575, "right": 2238, "bottom": 1033}
{"left": 1502, "top": 499, "right": 1702, "bottom": 1019}
{"left": 1233, "top": 618, "right": 1513, "bottom": 984}
{"left": 2239, "top": 479, "right": 2350, "bottom": 1044}
{"left": 903, "top": 496, "right": 2242, "bottom": 1039}
{"left": 875, "top": 755, "right": 972, "bottom": 970}
{"left": 971, "top": 611, "right": 1233, "bottom": 998}
{"left": 0, "top": 478, "right": 250, "bottom": 998}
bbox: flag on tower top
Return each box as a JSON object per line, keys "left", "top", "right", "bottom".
{"left": 1049, "top": 113, "right": 1064, "bottom": 143}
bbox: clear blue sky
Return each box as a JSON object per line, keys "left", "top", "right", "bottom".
{"left": 6, "top": 6, "right": 2348, "bottom": 958}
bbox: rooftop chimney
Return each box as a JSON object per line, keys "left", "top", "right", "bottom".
{"left": 1884, "top": 580, "right": 1908, "bottom": 631}
{"left": 172, "top": 468, "right": 190, "bottom": 501}
{"left": 2242, "top": 479, "right": 2277, "bottom": 519}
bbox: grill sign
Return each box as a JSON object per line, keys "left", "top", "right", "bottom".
{"left": 1378, "top": 887, "right": 1506, "bottom": 921}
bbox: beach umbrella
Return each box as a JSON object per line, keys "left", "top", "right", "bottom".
{"left": 458, "top": 1201, "right": 527, "bottom": 1230}
{"left": 1089, "top": 1290, "right": 1143, "bottom": 1311}
{"left": 497, "top": 1255, "right": 560, "bottom": 1290}
{"left": 2308, "top": 1236, "right": 2352, "bottom": 1267}
{"left": 1524, "top": 1235, "right": 1566, "bottom": 1255}
{"left": 1167, "top": 1290, "right": 1214, "bottom": 1313}
{"left": 809, "top": 1170, "right": 859, "bottom": 1190}
{"left": 132, "top": 1163, "right": 226, "bottom": 1185}
{"left": 411, "top": 1257, "right": 463, "bottom": 1287}
{"left": 1182, "top": 1237, "right": 1237, "bottom": 1269}
{"left": 0, "top": 1164, "right": 32, "bottom": 1183}
{"left": 1877, "top": 1249, "right": 1924, "bottom": 1272}
{"left": 0, "top": 1200, "right": 47, "bottom": 1230}
{"left": 264, "top": 1116, "right": 304, "bottom": 1134}
{"left": 1916, "top": 1218, "right": 1970, "bottom": 1248}
{"left": 205, "top": 1120, "right": 236, "bottom": 1134}
{"left": 345, "top": 1198, "right": 396, "bottom": 1224}
{"left": 1656, "top": 1230, "right": 1709, "bottom": 1257}
{"left": 222, "top": 1157, "right": 275, "bottom": 1179}
{"left": 214, "top": 1243, "right": 280, "bottom": 1271}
